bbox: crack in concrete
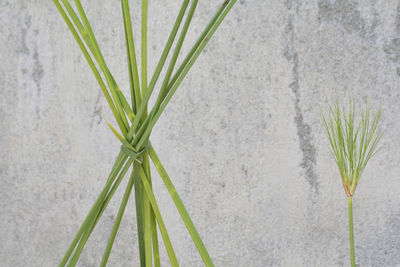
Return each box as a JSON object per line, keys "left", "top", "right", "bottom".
{"left": 18, "top": 14, "right": 43, "bottom": 121}
{"left": 32, "top": 46, "right": 43, "bottom": 98}
{"left": 18, "top": 15, "right": 31, "bottom": 55}
{"left": 284, "top": 1, "right": 319, "bottom": 193}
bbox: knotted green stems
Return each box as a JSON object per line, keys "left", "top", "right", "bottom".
{"left": 322, "top": 99, "right": 383, "bottom": 267}
{"left": 53, "top": 0, "right": 237, "bottom": 266}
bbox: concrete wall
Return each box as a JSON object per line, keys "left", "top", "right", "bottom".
{"left": 1, "top": 0, "right": 400, "bottom": 266}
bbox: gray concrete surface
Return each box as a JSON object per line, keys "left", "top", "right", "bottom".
{"left": 1, "top": 0, "right": 400, "bottom": 266}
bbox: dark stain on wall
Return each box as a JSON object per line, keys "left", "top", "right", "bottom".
{"left": 384, "top": 2, "right": 400, "bottom": 77}
{"left": 284, "top": 0, "right": 319, "bottom": 193}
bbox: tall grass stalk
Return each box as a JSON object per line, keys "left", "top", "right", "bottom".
{"left": 53, "top": 1, "right": 237, "bottom": 266}
{"left": 322, "top": 99, "right": 383, "bottom": 267}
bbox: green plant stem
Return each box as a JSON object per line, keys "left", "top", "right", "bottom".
{"left": 59, "top": 153, "right": 127, "bottom": 267}
{"left": 66, "top": 0, "right": 133, "bottom": 130}
{"left": 143, "top": 153, "right": 160, "bottom": 267}
{"left": 100, "top": 171, "right": 135, "bottom": 267}
{"left": 141, "top": 2, "right": 158, "bottom": 262}
{"left": 125, "top": 0, "right": 190, "bottom": 142}
{"left": 68, "top": 160, "right": 135, "bottom": 266}
{"left": 59, "top": 0, "right": 132, "bottom": 132}
{"left": 141, "top": 0, "right": 148, "bottom": 97}
{"left": 151, "top": 208, "right": 160, "bottom": 267}
{"left": 131, "top": 0, "right": 233, "bottom": 148}
{"left": 90, "top": 160, "right": 134, "bottom": 238}
{"left": 67, "top": 158, "right": 133, "bottom": 267}
{"left": 138, "top": 166, "right": 178, "bottom": 266}
{"left": 53, "top": 0, "right": 128, "bottom": 136}
{"left": 135, "top": 0, "right": 237, "bottom": 150}
{"left": 165, "top": 0, "right": 232, "bottom": 95}
{"left": 143, "top": 180, "right": 153, "bottom": 267}
{"left": 149, "top": 147, "right": 214, "bottom": 266}
{"left": 348, "top": 197, "right": 355, "bottom": 267}
{"left": 132, "top": 162, "right": 146, "bottom": 267}
{"left": 153, "top": 0, "right": 198, "bottom": 109}
{"left": 121, "top": 0, "right": 141, "bottom": 110}
{"left": 72, "top": 0, "right": 130, "bottom": 132}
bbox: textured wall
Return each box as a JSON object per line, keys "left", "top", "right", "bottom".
{"left": 1, "top": 0, "right": 400, "bottom": 266}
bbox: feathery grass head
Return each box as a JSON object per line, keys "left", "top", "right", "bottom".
{"left": 322, "top": 99, "right": 383, "bottom": 197}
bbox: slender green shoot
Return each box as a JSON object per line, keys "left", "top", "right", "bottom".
{"left": 348, "top": 197, "right": 355, "bottom": 267}
{"left": 121, "top": 0, "right": 141, "bottom": 110}
{"left": 100, "top": 172, "right": 135, "bottom": 267}
{"left": 322, "top": 99, "right": 383, "bottom": 267}
{"left": 149, "top": 147, "right": 214, "bottom": 266}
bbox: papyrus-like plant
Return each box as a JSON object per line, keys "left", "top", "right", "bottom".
{"left": 322, "top": 100, "right": 383, "bottom": 267}
{"left": 53, "top": 0, "right": 237, "bottom": 266}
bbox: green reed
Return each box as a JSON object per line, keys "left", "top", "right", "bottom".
{"left": 53, "top": 1, "right": 237, "bottom": 266}
{"left": 322, "top": 99, "right": 383, "bottom": 267}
